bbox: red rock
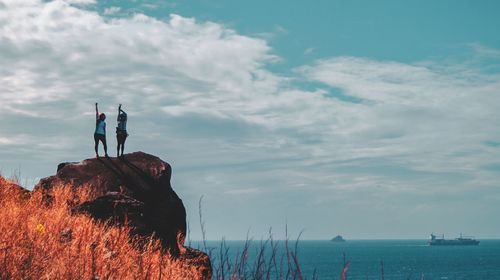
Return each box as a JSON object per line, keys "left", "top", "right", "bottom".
{"left": 34, "top": 151, "right": 211, "bottom": 278}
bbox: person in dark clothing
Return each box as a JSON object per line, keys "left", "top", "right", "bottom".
{"left": 116, "top": 104, "right": 128, "bottom": 157}
{"left": 94, "top": 103, "right": 108, "bottom": 157}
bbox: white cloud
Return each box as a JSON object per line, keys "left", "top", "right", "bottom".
{"left": 64, "top": 0, "right": 96, "bottom": 4}
{"left": 1, "top": 0, "right": 499, "bottom": 239}
{"left": 468, "top": 42, "right": 500, "bottom": 58}
{"left": 304, "top": 47, "right": 315, "bottom": 55}
{"left": 297, "top": 56, "right": 500, "bottom": 173}
{"left": 103, "top": 6, "right": 121, "bottom": 15}
{"left": 0, "top": 137, "right": 15, "bottom": 145}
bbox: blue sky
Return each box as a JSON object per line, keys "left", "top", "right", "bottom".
{"left": 97, "top": 0, "right": 500, "bottom": 66}
{"left": 1, "top": 0, "right": 500, "bottom": 240}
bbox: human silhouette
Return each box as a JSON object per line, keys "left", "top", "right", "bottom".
{"left": 94, "top": 103, "right": 108, "bottom": 157}
{"left": 116, "top": 104, "right": 128, "bottom": 157}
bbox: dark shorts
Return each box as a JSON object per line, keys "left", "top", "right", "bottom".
{"left": 116, "top": 131, "right": 128, "bottom": 144}
{"left": 94, "top": 133, "right": 106, "bottom": 143}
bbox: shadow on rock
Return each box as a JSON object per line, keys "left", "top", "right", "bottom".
{"left": 35, "top": 151, "right": 211, "bottom": 278}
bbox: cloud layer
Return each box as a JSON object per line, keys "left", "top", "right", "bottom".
{"left": 1, "top": 0, "right": 499, "bottom": 239}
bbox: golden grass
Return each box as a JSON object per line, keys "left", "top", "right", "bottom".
{"left": 0, "top": 176, "right": 205, "bottom": 280}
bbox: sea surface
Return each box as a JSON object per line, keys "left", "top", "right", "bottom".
{"left": 192, "top": 240, "right": 500, "bottom": 280}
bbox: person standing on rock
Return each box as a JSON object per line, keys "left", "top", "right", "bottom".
{"left": 116, "top": 104, "right": 128, "bottom": 157}
{"left": 94, "top": 102, "right": 108, "bottom": 157}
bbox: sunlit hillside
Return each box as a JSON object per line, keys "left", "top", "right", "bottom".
{"left": 0, "top": 176, "right": 204, "bottom": 280}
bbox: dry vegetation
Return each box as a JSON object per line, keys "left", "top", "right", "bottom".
{"left": 0, "top": 176, "right": 311, "bottom": 280}
{"left": 0, "top": 176, "right": 203, "bottom": 280}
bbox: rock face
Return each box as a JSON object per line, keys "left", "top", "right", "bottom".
{"left": 0, "top": 177, "right": 30, "bottom": 201}
{"left": 34, "top": 151, "right": 211, "bottom": 278}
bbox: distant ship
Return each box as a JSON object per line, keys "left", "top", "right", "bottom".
{"left": 331, "top": 235, "right": 346, "bottom": 242}
{"left": 429, "top": 233, "right": 479, "bottom": 246}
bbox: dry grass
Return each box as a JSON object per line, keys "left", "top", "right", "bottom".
{"left": 0, "top": 176, "right": 312, "bottom": 280}
{"left": 0, "top": 176, "right": 204, "bottom": 280}
{"left": 197, "top": 197, "right": 308, "bottom": 280}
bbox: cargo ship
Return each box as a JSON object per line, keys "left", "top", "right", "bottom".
{"left": 429, "top": 233, "right": 479, "bottom": 246}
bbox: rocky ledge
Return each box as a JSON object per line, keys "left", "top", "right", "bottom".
{"left": 34, "top": 151, "right": 211, "bottom": 279}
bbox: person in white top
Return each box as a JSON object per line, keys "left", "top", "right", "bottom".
{"left": 94, "top": 103, "right": 108, "bottom": 157}
{"left": 116, "top": 104, "right": 128, "bottom": 157}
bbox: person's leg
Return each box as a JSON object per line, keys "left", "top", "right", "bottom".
{"left": 121, "top": 136, "right": 126, "bottom": 156}
{"left": 116, "top": 134, "right": 120, "bottom": 157}
{"left": 102, "top": 136, "right": 108, "bottom": 157}
{"left": 94, "top": 134, "right": 99, "bottom": 157}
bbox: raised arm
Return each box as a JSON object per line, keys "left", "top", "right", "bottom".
{"left": 118, "top": 104, "right": 122, "bottom": 121}
{"left": 95, "top": 103, "right": 99, "bottom": 120}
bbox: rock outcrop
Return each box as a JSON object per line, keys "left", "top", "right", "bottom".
{"left": 0, "top": 176, "right": 30, "bottom": 201}
{"left": 34, "top": 151, "right": 211, "bottom": 278}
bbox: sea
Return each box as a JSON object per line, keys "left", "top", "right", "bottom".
{"left": 192, "top": 240, "right": 500, "bottom": 280}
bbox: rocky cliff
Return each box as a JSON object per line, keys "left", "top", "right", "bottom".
{"left": 33, "top": 151, "right": 211, "bottom": 278}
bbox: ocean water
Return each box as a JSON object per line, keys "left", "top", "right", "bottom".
{"left": 194, "top": 240, "right": 500, "bottom": 280}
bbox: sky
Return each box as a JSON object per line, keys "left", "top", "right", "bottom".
{"left": 1, "top": 0, "right": 500, "bottom": 240}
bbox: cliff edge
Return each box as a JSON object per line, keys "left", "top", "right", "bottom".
{"left": 33, "top": 151, "right": 211, "bottom": 278}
